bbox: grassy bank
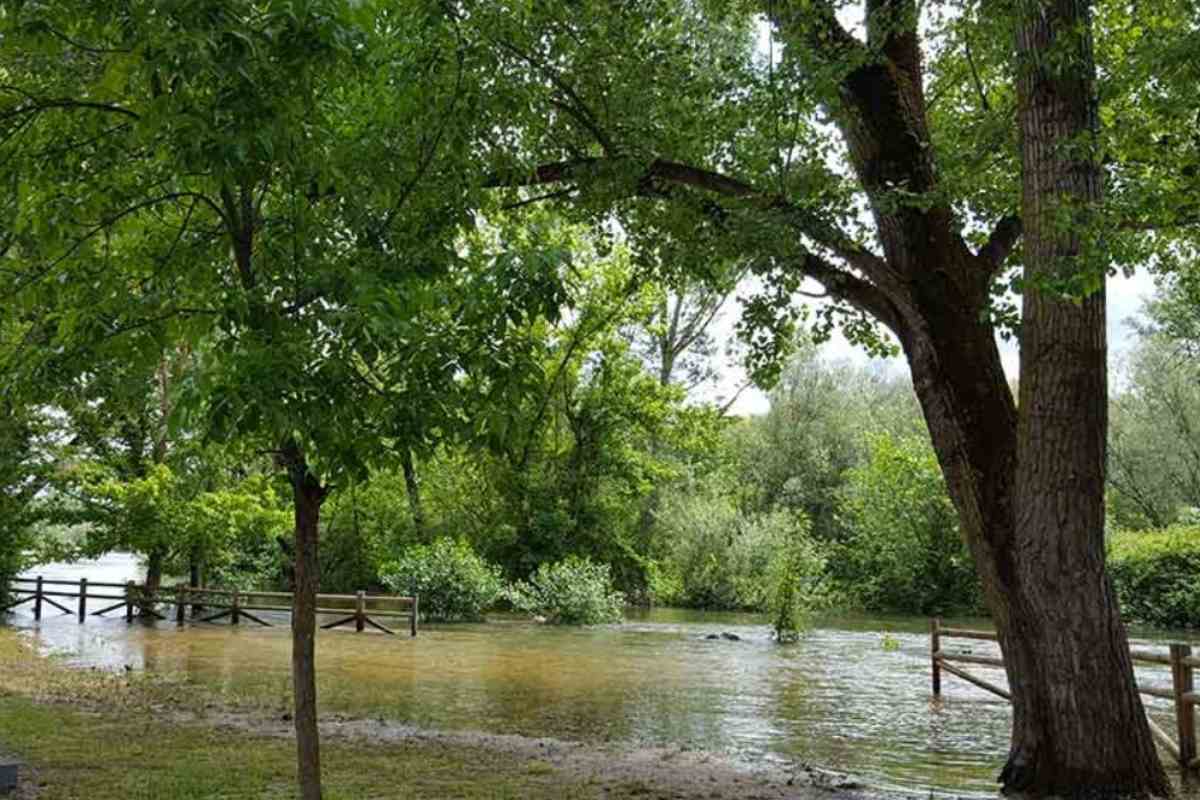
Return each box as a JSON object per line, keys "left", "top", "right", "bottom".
{"left": 0, "top": 693, "right": 575, "bottom": 800}
{"left": 0, "top": 629, "right": 846, "bottom": 800}
{"left": 0, "top": 631, "right": 625, "bottom": 799}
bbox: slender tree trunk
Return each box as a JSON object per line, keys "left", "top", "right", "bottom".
{"left": 400, "top": 448, "right": 426, "bottom": 538}
{"left": 994, "top": 0, "right": 1168, "bottom": 793}
{"left": 188, "top": 552, "right": 203, "bottom": 616}
{"left": 143, "top": 547, "right": 165, "bottom": 608}
{"left": 284, "top": 443, "right": 326, "bottom": 800}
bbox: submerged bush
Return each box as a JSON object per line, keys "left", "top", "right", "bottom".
{"left": 765, "top": 512, "right": 827, "bottom": 643}
{"left": 508, "top": 556, "right": 625, "bottom": 624}
{"left": 381, "top": 538, "right": 504, "bottom": 622}
{"left": 1109, "top": 526, "right": 1200, "bottom": 628}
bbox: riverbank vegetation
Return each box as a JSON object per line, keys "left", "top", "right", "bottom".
{"left": 4, "top": 0, "right": 1200, "bottom": 794}
{"left": 7, "top": 279, "right": 1200, "bottom": 629}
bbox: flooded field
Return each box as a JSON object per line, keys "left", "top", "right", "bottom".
{"left": 4, "top": 553, "right": 1196, "bottom": 797}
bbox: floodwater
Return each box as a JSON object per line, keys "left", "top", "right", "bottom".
{"left": 5, "top": 552, "right": 1198, "bottom": 797}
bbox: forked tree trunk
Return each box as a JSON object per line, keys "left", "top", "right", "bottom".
{"left": 286, "top": 444, "right": 327, "bottom": 800}
{"left": 900, "top": 255, "right": 1167, "bottom": 796}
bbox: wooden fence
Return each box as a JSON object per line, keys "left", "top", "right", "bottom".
{"left": 2, "top": 576, "right": 418, "bottom": 637}
{"left": 931, "top": 618, "right": 1198, "bottom": 770}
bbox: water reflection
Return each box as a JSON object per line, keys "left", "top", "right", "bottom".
{"left": 5, "top": 555, "right": 1197, "bottom": 797}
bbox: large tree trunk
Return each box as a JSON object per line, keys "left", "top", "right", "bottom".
{"left": 997, "top": 0, "right": 1169, "bottom": 793}
{"left": 400, "top": 448, "right": 426, "bottom": 538}
{"left": 899, "top": 258, "right": 1167, "bottom": 794}
{"left": 285, "top": 443, "right": 326, "bottom": 800}
{"left": 804, "top": 0, "right": 1169, "bottom": 790}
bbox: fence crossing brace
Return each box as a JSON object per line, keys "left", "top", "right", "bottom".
{"left": 930, "top": 617, "right": 1199, "bottom": 771}
{"left": 3, "top": 576, "right": 418, "bottom": 638}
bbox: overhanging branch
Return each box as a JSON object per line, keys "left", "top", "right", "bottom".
{"left": 796, "top": 252, "right": 903, "bottom": 335}
{"left": 487, "top": 156, "right": 891, "bottom": 283}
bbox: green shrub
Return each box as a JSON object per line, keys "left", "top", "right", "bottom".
{"left": 766, "top": 512, "right": 827, "bottom": 643}
{"left": 653, "top": 488, "right": 817, "bottom": 611}
{"left": 381, "top": 538, "right": 504, "bottom": 622}
{"left": 1108, "top": 526, "right": 1200, "bottom": 628}
{"left": 831, "top": 433, "right": 982, "bottom": 615}
{"left": 507, "top": 556, "right": 625, "bottom": 625}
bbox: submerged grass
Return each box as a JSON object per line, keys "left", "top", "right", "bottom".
{"left": 0, "top": 629, "right": 611, "bottom": 799}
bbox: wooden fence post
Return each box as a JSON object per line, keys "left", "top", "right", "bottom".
{"left": 411, "top": 595, "right": 419, "bottom": 637}
{"left": 33, "top": 576, "right": 43, "bottom": 621}
{"left": 125, "top": 581, "right": 135, "bottom": 622}
{"left": 931, "top": 617, "right": 942, "bottom": 696}
{"left": 355, "top": 591, "right": 366, "bottom": 633}
{"left": 1172, "top": 643, "right": 1196, "bottom": 767}
{"left": 77, "top": 578, "right": 87, "bottom": 622}
{"left": 175, "top": 583, "right": 186, "bottom": 624}
{"left": 231, "top": 589, "right": 240, "bottom": 625}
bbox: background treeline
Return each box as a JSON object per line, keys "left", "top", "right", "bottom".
{"left": 4, "top": 266, "right": 1200, "bottom": 628}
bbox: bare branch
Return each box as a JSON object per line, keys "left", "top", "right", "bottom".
{"left": 962, "top": 30, "right": 992, "bottom": 113}
{"left": 0, "top": 85, "right": 140, "bottom": 120}
{"left": 501, "top": 186, "right": 578, "bottom": 210}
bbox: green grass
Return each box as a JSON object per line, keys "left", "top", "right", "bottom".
{"left": 0, "top": 693, "right": 601, "bottom": 799}
{"left": 0, "top": 632, "right": 608, "bottom": 799}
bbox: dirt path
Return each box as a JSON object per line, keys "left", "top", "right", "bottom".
{"left": 198, "top": 708, "right": 891, "bottom": 800}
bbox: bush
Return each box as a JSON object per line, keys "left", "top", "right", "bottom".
{"left": 1109, "top": 526, "right": 1200, "bottom": 628}
{"left": 764, "top": 513, "right": 827, "bottom": 643}
{"left": 507, "top": 556, "right": 625, "bottom": 625}
{"left": 381, "top": 538, "right": 504, "bottom": 622}
{"left": 652, "top": 486, "right": 826, "bottom": 614}
{"left": 831, "top": 433, "right": 982, "bottom": 615}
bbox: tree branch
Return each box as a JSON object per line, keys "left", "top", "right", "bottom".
{"left": 487, "top": 156, "right": 890, "bottom": 282}
{"left": 796, "top": 252, "right": 903, "bottom": 335}
{"left": 0, "top": 85, "right": 140, "bottom": 120}
{"left": 978, "top": 215, "right": 1022, "bottom": 267}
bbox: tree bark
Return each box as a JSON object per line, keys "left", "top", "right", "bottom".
{"left": 998, "top": 0, "right": 1170, "bottom": 794}
{"left": 400, "top": 448, "right": 427, "bottom": 538}
{"left": 143, "top": 546, "right": 165, "bottom": 611}
{"left": 284, "top": 442, "right": 326, "bottom": 800}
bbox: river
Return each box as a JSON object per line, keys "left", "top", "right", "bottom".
{"left": 4, "top": 552, "right": 1195, "bottom": 797}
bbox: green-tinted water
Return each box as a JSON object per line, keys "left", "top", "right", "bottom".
{"left": 6, "top": 554, "right": 1197, "bottom": 797}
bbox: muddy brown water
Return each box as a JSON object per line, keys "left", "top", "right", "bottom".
{"left": 6, "top": 552, "right": 1199, "bottom": 797}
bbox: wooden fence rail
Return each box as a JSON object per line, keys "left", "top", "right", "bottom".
{"left": 931, "top": 618, "right": 1197, "bottom": 771}
{"left": 2, "top": 576, "right": 417, "bottom": 637}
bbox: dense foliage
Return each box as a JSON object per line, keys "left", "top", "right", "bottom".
{"left": 831, "top": 434, "right": 982, "bottom": 615}
{"left": 3, "top": 0, "right": 1199, "bottom": 794}
{"left": 381, "top": 539, "right": 505, "bottom": 623}
{"left": 507, "top": 556, "right": 625, "bottom": 625}
{"left": 1109, "top": 527, "right": 1200, "bottom": 629}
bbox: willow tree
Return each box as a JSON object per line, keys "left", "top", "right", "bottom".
{"left": 471, "top": 0, "right": 1198, "bottom": 793}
